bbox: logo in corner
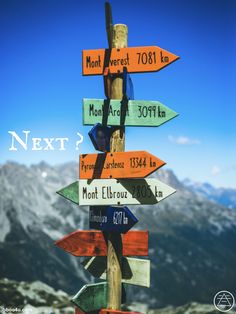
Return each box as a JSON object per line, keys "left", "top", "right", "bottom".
{"left": 213, "top": 291, "right": 235, "bottom": 312}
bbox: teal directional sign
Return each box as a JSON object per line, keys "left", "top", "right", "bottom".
{"left": 83, "top": 98, "right": 178, "bottom": 127}
{"left": 72, "top": 282, "right": 126, "bottom": 312}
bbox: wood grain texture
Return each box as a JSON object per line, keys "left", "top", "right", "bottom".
{"left": 107, "top": 23, "right": 127, "bottom": 310}
{"left": 79, "top": 151, "right": 165, "bottom": 179}
{"left": 55, "top": 230, "right": 148, "bottom": 257}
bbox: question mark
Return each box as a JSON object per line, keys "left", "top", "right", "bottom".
{"left": 75, "top": 132, "right": 84, "bottom": 151}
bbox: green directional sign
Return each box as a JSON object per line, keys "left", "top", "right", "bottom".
{"left": 72, "top": 282, "right": 126, "bottom": 312}
{"left": 57, "top": 181, "right": 79, "bottom": 204}
{"left": 83, "top": 98, "right": 178, "bottom": 127}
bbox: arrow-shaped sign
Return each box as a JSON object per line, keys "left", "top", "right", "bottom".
{"left": 89, "top": 206, "right": 138, "bottom": 233}
{"left": 55, "top": 230, "right": 148, "bottom": 256}
{"left": 72, "top": 282, "right": 126, "bottom": 312}
{"left": 83, "top": 98, "right": 178, "bottom": 127}
{"left": 82, "top": 256, "right": 150, "bottom": 287}
{"left": 57, "top": 179, "right": 175, "bottom": 206}
{"left": 79, "top": 151, "right": 165, "bottom": 179}
{"left": 82, "top": 46, "right": 179, "bottom": 75}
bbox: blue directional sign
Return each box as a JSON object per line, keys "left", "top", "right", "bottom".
{"left": 123, "top": 67, "right": 134, "bottom": 100}
{"left": 89, "top": 206, "right": 138, "bottom": 233}
{"left": 88, "top": 123, "right": 111, "bottom": 152}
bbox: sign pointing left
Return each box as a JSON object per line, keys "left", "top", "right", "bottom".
{"left": 72, "top": 282, "right": 126, "bottom": 312}
{"left": 55, "top": 230, "right": 148, "bottom": 256}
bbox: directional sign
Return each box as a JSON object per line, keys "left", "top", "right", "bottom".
{"left": 57, "top": 178, "right": 175, "bottom": 206}
{"left": 82, "top": 46, "right": 179, "bottom": 75}
{"left": 55, "top": 230, "right": 148, "bottom": 256}
{"left": 72, "top": 282, "right": 126, "bottom": 312}
{"left": 89, "top": 206, "right": 138, "bottom": 233}
{"left": 82, "top": 256, "right": 150, "bottom": 287}
{"left": 88, "top": 123, "right": 110, "bottom": 152}
{"left": 83, "top": 98, "right": 178, "bottom": 127}
{"left": 79, "top": 151, "right": 165, "bottom": 179}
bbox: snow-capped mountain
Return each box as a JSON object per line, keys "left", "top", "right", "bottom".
{"left": 183, "top": 178, "right": 236, "bottom": 209}
{"left": 0, "top": 161, "right": 236, "bottom": 308}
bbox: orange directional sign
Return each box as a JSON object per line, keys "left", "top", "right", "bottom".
{"left": 82, "top": 46, "right": 179, "bottom": 75}
{"left": 79, "top": 151, "right": 165, "bottom": 179}
{"left": 55, "top": 230, "right": 148, "bottom": 257}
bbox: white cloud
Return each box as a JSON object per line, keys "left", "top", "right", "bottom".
{"left": 211, "top": 165, "right": 221, "bottom": 176}
{"left": 168, "top": 135, "right": 201, "bottom": 145}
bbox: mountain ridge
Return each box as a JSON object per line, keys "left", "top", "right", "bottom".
{"left": 0, "top": 161, "right": 235, "bottom": 308}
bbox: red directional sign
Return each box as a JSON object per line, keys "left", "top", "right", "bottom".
{"left": 55, "top": 230, "right": 148, "bottom": 256}
{"left": 79, "top": 151, "right": 165, "bottom": 179}
{"left": 82, "top": 46, "right": 179, "bottom": 75}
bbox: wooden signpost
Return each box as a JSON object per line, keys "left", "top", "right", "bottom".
{"left": 57, "top": 178, "right": 176, "bottom": 206}
{"left": 82, "top": 256, "right": 150, "bottom": 287}
{"left": 79, "top": 151, "right": 165, "bottom": 179}
{"left": 82, "top": 46, "right": 179, "bottom": 75}
{"left": 89, "top": 206, "right": 138, "bottom": 233}
{"left": 55, "top": 230, "right": 148, "bottom": 257}
{"left": 55, "top": 2, "right": 179, "bottom": 313}
{"left": 83, "top": 98, "right": 178, "bottom": 127}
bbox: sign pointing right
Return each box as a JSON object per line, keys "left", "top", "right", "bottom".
{"left": 82, "top": 45, "right": 179, "bottom": 75}
{"left": 79, "top": 151, "right": 165, "bottom": 179}
{"left": 83, "top": 98, "right": 178, "bottom": 127}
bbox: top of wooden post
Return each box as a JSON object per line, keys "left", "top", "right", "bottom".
{"left": 112, "top": 24, "right": 128, "bottom": 48}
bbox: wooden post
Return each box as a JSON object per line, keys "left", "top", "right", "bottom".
{"left": 107, "top": 23, "right": 128, "bottom": 310}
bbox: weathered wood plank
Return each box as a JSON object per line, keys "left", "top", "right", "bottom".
{"left": 55, "top": 230, "right": 148, "bottom": 256}
{"left": 82, "top": 256, "right": 150, "bottom": 287}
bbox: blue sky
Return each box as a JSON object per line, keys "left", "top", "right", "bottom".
{"left": 1, "top": 0, "right": 235, "bottom": 188}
